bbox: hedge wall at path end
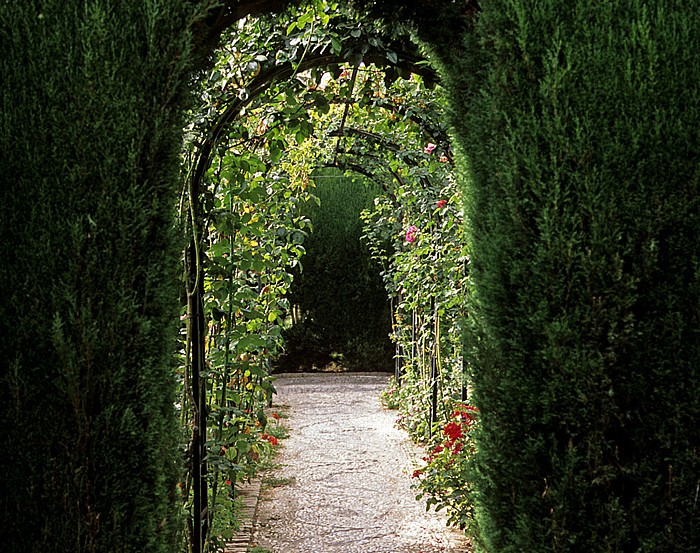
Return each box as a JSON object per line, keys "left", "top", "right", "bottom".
{"left": 284, "top": 170, "right": 392, "bottom": 371}
{"left": 363, "top": 0, "right": 700, "bottom": 551}
{"left": 0, "top": 2, "right": 204, "bottom": 551}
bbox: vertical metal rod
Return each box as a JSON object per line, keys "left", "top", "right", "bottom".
{"left": 461, "top": 347, "right": 468, "bottom": 402}
{"left": 411, "top": 309, "right": 417, "bottom": 369}
{"left": 395, "top": 343, "right": 402, "bottom": 384}
{"left": 333, "top": 61, "right": 360, "bottom": 166}
{"left": 461, "top": 255, "right": 470, "bottom": 403}
{"left": 187, "top": 167, "right": 208, "bottom": 553}
{"left": 188, "top": 250, "right": 203, "bottom": 553}
{"left": 430, "top": 299, "right": 438, "bottom": 430}
{"left": 392, "top": 295, "right": 402, "bottom": 385}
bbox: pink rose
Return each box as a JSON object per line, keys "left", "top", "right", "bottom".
{"left": 424, "top": 143, "right": 436, "bottom": 154}
{"left": 405, "top": 225, "right": 418, "bottom": 243}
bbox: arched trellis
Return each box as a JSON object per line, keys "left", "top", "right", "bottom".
{"left": 321, "top": 124, "right": 467, "bottom": 427}
{"left": 183, "top": 19, "right": 445, "bottom": 553}
{"left": 190, "top": 47, "right": 437, "bottom": 193}
{"left": 194, "top": 0, "right": 477, "bottom": 58}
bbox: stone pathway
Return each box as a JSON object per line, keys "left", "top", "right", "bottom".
{"left": 250, "top": 372, "right": 472, "bottom": 553}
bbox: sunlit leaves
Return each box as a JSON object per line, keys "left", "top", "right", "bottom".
{"left": 179, "top": 2, "right": 458, "bottom": 547}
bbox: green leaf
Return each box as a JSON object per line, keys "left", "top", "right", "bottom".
{"left": 331, "top": 36, "right": 342, "bottom": 54}
{"left": 235, "top": 439, "right": 251, "bottom": 455}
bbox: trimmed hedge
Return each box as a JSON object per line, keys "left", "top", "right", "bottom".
{"left": 0, "top": 2, "right": 202, "bottom": 551}
{"left": 283, "top": 169, "right": 392, "bottom": 371}
{"left": 426, "top": 2, "right": 700, "bottom": 551}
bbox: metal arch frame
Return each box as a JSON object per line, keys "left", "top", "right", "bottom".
{"left": 184, "top": 18, "right": 445, "bottom": 553}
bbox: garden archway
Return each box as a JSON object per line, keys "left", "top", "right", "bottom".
{"left": 3, "top": 2, "right": 699, "bottom": 552}
{"left": 181, "top": 9, "right": 459, "bottom": 549}
{"left": 145, "top": 2, "right": 700, "bottom": 550}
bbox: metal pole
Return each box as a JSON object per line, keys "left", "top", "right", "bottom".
{"left": 187, "top": 168, "right": 208, "bottom": 553}
{"left": 430, "top": 299, "right": 438, "bottom": 430}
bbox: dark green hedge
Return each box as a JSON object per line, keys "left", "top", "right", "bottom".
{"left": 283, "top": 169, "right": 392, "bottom": 371}
{"left": 422, "top": 1, "right": 700, "bottom": 551}
{"left": 0, "top": 2, "right": 202, "bottom": 551}
{"left": 353, "top": 0, "right": 700, "bottom": 549}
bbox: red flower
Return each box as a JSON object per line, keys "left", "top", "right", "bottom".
{"left": 436, "top": 199, "right": 447, "bottom": 209}
{"left": 453, "top": 404, "right": 479, "bottom": 421}
{"left": 262, "top": 433, "right": 279, "bottom": 446}
{"left": 444, "top": 421, "right": 463, "bottom": 442}
{"left": 225, "top": 479, "right": 232, "bottom": 486}
{"left": 453, "top": 410, "right": 475, "bottom": 424}
{"left": 271, "top": 413, "right": 280, "bottom": 420}
{"left": 412, "top": 468, "right": 424, "bottom": 479}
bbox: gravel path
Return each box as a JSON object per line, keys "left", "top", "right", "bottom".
{"left": 251, "top": 372, "right": 472, "bottom": 553}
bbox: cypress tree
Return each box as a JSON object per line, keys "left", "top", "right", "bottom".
{"left": 433, "top": 2, "right": 700, "bottom": 551}
{"left": 0, "top": 2, "right": 205, "bottom": 550}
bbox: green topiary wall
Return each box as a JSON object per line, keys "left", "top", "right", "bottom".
{"left": 0, "top": 2, "right": 204, "bottom": 551}
{"left": 283, "top": 169, "right": 392, "bottom": 371}
{"left": 423, "top": 1, "right": 700, "bottom": 551}
{"left": 4, "top": 0, "right": 699, "bottom": 550}
{"left": 352, "top": 0, "right": 700, "bottom": 549}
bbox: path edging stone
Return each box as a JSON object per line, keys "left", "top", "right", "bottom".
{"left": 224, "top": 478, "right": 262, "bottom": 553}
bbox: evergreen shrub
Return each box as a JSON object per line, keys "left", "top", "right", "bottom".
{"left": 419, "top": 1, "right": 700, "bottom": 551}
{"left": 0, "top": 2, "right": 205, "bottom": 551}
{"left": 282, "top": 169, "right": 392, "bottom": 371}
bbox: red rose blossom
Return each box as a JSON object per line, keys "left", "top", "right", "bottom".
{"left": 444, "top": 421, "right": 463, "bottom": 442}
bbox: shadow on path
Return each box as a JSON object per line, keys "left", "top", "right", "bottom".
{"left": 251, "top": 372, "right": 472, "bottom": 553}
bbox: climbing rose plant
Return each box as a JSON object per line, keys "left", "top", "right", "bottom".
{"left": 178, "top": 2, "right": 463, "bottom": 548}
{"left": 412, "top": 404, "right": 479, "bottom": 531}
{"left": 363, "top": 166, "right": 471, "bottom": 441}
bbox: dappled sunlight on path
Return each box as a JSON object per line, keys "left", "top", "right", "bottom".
{"left": 251, "top": 373, "right": 471, "bottom": 552}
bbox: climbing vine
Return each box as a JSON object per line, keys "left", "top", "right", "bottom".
{"left": 177, "top": 3, "right": 473, "bottom": 549}
{"left": 362, "top": 138, "right": 471, "bottom": 438}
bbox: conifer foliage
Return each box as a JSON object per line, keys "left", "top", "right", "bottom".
{"left": 418, "top": 2, "right": 700, "bottom": 551}
{"left": 0, "top": 2, "right": 203, "bottom": 551}
{"left": 284, "top": 170, "right": 392, "bottom": 371}
{"left": 3, "top": 0, "right": 700, "bottom": 551}
{"left": 353, "top": 0, "right": 700, "bottom": 549}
